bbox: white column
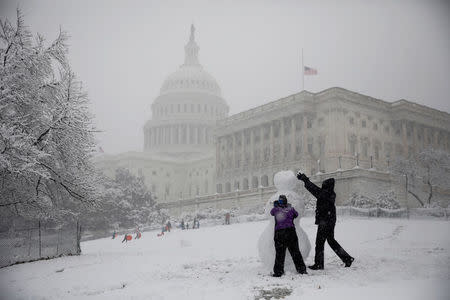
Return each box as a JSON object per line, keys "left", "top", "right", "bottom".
{"left": 269, "top": 122, "right": 274, "bottom": 163}
{"left": 250, "top": 128, "right": 255, "bottom": 168}
{"left": 187, "top": 125, "right": 190, "bottom": 145}
{"left": 281, "top": 119, "right": 285, "bottom": 162}
{"left": 402, "top": 121, "right": 408, "bottom": 156}
{"left": 302, "top": 115, "right": 308, "bottom": 154}
{"left": 291, "top": 116, "right": 296, "bottom": 160}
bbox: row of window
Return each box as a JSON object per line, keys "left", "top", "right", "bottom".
{"left": 216, "top": 174, "right": 270, "bottom": 193}
{"left": 153, "top": 103, "right": 227, "bottom": 118}
{"left": 145, "top": 126, "right": 211, "bottom": 147}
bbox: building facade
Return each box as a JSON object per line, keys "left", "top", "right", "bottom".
{"left": 95, "top": 26, "right": 450, "bottom": 214}
{"left": 215, "top": 87, "right": 450, "bottom": 195}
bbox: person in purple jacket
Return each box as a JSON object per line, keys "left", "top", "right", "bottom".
{"left": 270, "top": 195, "right": 307, "bottom": 277}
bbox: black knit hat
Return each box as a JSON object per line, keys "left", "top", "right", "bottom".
{"left": 278, "top": 195, "right": 288, "bottom": 206}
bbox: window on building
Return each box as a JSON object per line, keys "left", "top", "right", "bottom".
{"left": 308, "top": 143, "right": 313, "bottom": 155}
{"left": 318, "top": 118, "right": 324, "bottom": 126}
{"left": 261, "top": 175, "right": 269, "bottom": 187}
{"left": 349, "top": 139, "right": 356, "bottom": 155}
{"left": 307, "top": 119, "right": 312, "bottom": 128}
{"left": 349, "top": 117, "right": 354, "bottom": 125}
{"left": 362, "top": 120, "right": 366, "bottom": 128}
{"left": 234, "top": 181, "right": 240, "bottom": 190}
{"left": 362, "top": 143, "right": 368, "bottom": 157}
{"left": 243, "top": 178, "right": 249, "bottom": 190}
{"left": 373, "top": 123, "right": 378, "bottom": 131}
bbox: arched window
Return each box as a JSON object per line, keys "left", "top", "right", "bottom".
{"left": 251, "top": 176, "right": 258, "bottom": 188}
{"left": 225, "top": 182, "right": 231, "bottom": 193}
{"left": 243, "top": 178, "right": 249, "bottom": 190}
{"left": 261, "top": 175, "right": 269, "bottom": 187}
{"left": 217, "top": 183, "right": 222, "bottom": 193}
{"left": 205, "top": 180, "right": 208, "bottom": 194}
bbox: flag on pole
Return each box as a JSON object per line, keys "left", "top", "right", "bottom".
{"left": 98, "top": 146, "right": 104, "bottom": 153}
{"left": 304, "top": 66, "right": 318, "bottom": 75}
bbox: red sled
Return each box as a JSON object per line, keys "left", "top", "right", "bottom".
{"left": 125, "top": 235, "right": 132, "bottom": 241}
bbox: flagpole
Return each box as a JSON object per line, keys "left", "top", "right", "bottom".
{"left": 301, "top": 48, "right": 304, "bottom": 91}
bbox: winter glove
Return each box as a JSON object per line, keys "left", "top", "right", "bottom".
{"left": 296, "top": 171, "right": 308, "bottom": 182}
{"left": 273, "top": 200, "right": 280, "bottom": 207}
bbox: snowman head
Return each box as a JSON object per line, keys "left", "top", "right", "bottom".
{"left": 273, "top": 170, "right": 297, "bottom": 191}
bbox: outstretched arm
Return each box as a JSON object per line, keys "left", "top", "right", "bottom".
{"left": 304, "top": 179, "right": 322, "bottom": 198}
{"left": 297, "top": 172, "right": 322, "bottom": 198}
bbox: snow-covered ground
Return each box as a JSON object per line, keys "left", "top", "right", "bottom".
{"left": 1, "top": 217, "right": 449, "bottom": 300}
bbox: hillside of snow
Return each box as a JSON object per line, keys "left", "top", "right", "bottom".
{"left": 1, "top": 217, "right": 449, "bottom": 299}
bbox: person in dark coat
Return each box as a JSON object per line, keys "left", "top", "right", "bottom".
{"left": 270, "top": 195, "right": 307, "bottom": 277}
{"left": 297, "top": 172, "right": 354, "bottom": 270}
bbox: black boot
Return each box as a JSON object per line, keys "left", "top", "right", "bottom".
{"left": 272, "top": 272, "right": 284, "bottom": 277}
{"left": 297, "top": 268, "right": 308, "bottom": 274}
{"left": 344, "top": 257, "right": 354, "bottom": 267}
{"left": 308, "top": 264, "right": 324, "bottom": 270}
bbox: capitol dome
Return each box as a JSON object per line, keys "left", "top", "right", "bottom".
{"left": 144, "top": 25, "right": 229, "bottom": 156}
{"left": 159, "top": 25, "right": 221, "bottom": 97}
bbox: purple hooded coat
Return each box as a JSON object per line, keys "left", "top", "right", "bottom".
{"left": 270, "top": 205, "right": 298, "bottom": 231}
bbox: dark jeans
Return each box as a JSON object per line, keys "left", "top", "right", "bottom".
{"left": 314, "top": 221, "right": 352, "bottom": 266}
{"left": 273, "top": 227, "right": 306, "bottom": 275}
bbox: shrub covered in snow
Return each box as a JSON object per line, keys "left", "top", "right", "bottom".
{"left": 347, "top": 191, "right": 400, "bottom": 209}
{"left": 375, "top": 191, "right": 401, "bottom": 210}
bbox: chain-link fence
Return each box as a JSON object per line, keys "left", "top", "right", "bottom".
{"left": 0, "top": 218, "right": 81, "bottom": 268}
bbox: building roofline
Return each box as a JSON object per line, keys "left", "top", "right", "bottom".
{"left": 219, "top": 87, "right": 449, "bottom": 127}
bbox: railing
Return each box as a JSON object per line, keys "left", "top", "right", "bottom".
{"left": 0, "top": 218, "right": 81, "bottom": 268}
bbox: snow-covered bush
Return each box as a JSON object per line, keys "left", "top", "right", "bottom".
{"left": 347, "top": 191, "right": 400, "bottom": 209}
{"left": 347, "top": 193, "right": 376, "bottom": 208}
{"left": 375, "top": 190, "right": 400, "bottom": 209}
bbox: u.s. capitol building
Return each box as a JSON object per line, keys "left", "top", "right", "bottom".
{"left": 95, "top": 26, "right": 450, "bottom": 214}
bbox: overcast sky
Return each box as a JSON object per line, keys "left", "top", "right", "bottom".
{"left": 1, "top": 0, "right": 449, "bottom": 154}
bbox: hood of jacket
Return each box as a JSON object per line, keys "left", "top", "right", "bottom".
{"left": 322, "top": 178, "right": 335, "bottom": 192}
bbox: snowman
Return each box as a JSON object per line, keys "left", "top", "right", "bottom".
{"left": 257, "top": 170, "right": 311, "bottom": 271}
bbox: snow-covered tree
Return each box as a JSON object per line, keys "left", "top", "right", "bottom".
{"left": 390, "top": 148, "right": 450, "bottom": 207}
{"left": 82, "top": 168, "right": 165, "bottom": 231}
{"left": 0, "top": 10, "right": 100, "bottom": 219}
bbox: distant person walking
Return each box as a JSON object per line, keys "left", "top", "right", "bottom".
{"left": 181, "top": 219, "right": 185, "bottom": 230}
{"left": 297, "top": 172, "right": 354, "bottom": 270}
{"left": 135, "top": 228, "right": 142, "bottom": 239}
{"left": 270, "top": 195, "right": 307, "bottom": 277}
{"left": 225, "top": 212, "right": 230, "bottom": 225}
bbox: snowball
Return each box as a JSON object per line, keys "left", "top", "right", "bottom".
{"left": 273, "top": 170, "right": 297, "bottom": 191}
